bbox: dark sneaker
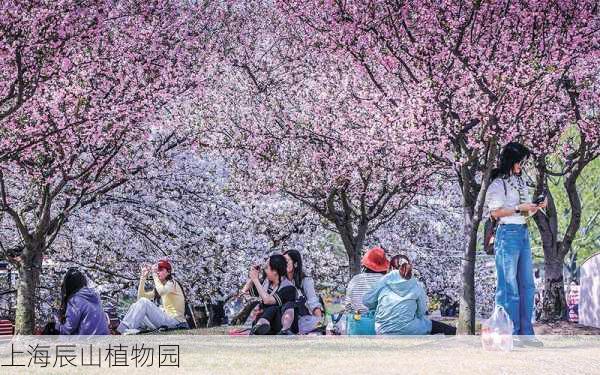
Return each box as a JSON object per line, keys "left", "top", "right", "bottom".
{"left": 250, "top": 323, "right": 270, "bottom": 335}
{"left": 277, "top": 329, "right": 295, "bottom": 335}
{"left": 521, "top": 337, "right": 544, "bottom": 348}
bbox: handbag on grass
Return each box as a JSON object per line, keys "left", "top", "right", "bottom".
{"left": 346, "top": 310, "right": 376, "bottom": 335}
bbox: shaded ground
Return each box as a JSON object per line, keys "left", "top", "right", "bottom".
{"left": 172, "top": 319, "right": 600, "bottom": 336}
{"left": 534, "top": 321, "right": 600, "bottom": 335}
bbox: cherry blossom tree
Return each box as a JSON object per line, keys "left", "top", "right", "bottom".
{"left": 530, "top": 67, "right": 600, "bottom": 320}
{"left": 279, "top": 0, "right": 599, "bottom": 333}
{"left": 197, "top": 1, "right": 435, "bottom": 276}
{"left": 0, "top": 0, "right": 219, "bottom": 334}
{"left": 39, "top": 145, "right": 341, "bottom": 295}
{"left": 370, "top": 184, "right": 496, "bottom": 318}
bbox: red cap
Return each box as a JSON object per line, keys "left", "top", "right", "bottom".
{"left": 361, "top": 247, "right": 390, "bottom": 272}
{"left": 157, "top": 260, "right": 172, "bottom": 272}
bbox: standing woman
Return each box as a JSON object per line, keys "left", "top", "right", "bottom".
{"left": 485, "top": 142, "right": 547, "bottom": 346}
{"left": 279, "top": 250, "right": 323, "bottom": 334}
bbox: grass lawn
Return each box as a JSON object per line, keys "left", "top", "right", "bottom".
{"left": 4, "top": 327, "right": 600, "bottom": 374}
{"left": 54, "top": 335, "right": 600, "bottom": 374}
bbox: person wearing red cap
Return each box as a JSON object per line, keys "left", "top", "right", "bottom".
{"left": 117, "top": 260, "right": 187, "bottom": 334}
{"left": 343, "top": 247, "right": 389, "bottom": 317}
{"left": 362, "top": 254, "right": 456, "bottom": 335}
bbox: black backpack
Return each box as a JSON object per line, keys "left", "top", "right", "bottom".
{"left": 483, "top": 179, "right": 507, "bottom": 255}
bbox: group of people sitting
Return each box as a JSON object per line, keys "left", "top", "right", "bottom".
{"left": 343, "top": 246, "right": 456, "bottom": 335}
{"left": 240, "top": 250, "right": 324, "bottom": 335}
{"left": 45, "top": 141, "right": 546, "bottom": 339}
{"left": 47, "top": 248, "right": 455, "bottom": 336}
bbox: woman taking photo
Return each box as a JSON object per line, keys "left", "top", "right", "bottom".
{"left": 117, "top": 260, "right": 187, "bottom": 334}
{"left": 485, "top": 142, "right": 546, "bottom": 347}
{"left": 241, "top": 254, "right": 297, "bottom": 335}
{"left": 54, "top": 268, "right": 110, "bottom": 335}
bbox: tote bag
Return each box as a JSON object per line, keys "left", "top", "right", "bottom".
{"left": 346, "top": 310, "right": 376, "bottom": 335}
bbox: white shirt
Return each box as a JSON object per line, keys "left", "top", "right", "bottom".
{"left": 485, "top": 175, "right": 531, "bottom": 225}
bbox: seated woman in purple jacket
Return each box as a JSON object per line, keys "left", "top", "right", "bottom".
{"left": 54, "top": 268, "right": 110, "bottom": 335}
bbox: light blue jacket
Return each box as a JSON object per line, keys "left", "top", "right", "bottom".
{"left": 362, "top": 271, "right": 432, "bottom": 335}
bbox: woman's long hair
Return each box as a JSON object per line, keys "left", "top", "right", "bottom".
{"left": 153, "top": 270, "right": 174, "bottom": 305}
{"left": 490, "top": 142, "right": 531, "bottom": 181}
{"left": 390, "top": 255, "right": 413, "bottom": 280}
{"left": 59, "top": 268, "right": 88, "bottom": 323}
{"left": 282, "top": 249, "right": 306, "bottom": 287}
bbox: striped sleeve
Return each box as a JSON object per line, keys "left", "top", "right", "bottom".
{"left": 349, "top": 274, "right": 382, "bottom": 312}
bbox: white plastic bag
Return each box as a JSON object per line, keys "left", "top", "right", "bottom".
{"left": 481, "top": 305, "right": 514, "bottom": 351}
{"left": 329, "top": 312, "right": 346, "bottom": 335}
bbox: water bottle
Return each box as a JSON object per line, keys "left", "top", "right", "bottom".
{"left": 326, "top": 320, "right": 334, "bottom": 335}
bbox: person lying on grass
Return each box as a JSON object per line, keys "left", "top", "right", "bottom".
{"left": 240, "top": 254, "right": 297, "bottom": 335}
{"left": 117, "top": 260, "right": 188, "bottom": 334}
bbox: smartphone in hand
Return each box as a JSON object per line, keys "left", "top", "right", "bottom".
{"left": 533, "top": 193, "right": 546, "bottom": 205}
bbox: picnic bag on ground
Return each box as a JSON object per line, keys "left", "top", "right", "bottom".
{"left": 346, "top": 310, "right": 376, "bottom": 335}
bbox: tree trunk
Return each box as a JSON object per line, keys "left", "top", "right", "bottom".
{"left": 346, "top": 244, "right": 362, "bottom": 277}
{"left": 337, "top": 220, "right": 368, "bottom": 277}
{"left": 533, "top": 159, "right": 579, "bottom": 321}
{"left": 532, "top": 193, "right": 567, "bottom": 321}
{"left": 457, "top": 204, "right": 477, "bottom": 334}
{"left": 14, "top": 242, "right": 43, "bottom": 335}
{"left": 541, "top": 257, "right": 567, "bottom": 321}
{"left": 456, "top": 139, "right": 498, "bottom": 335}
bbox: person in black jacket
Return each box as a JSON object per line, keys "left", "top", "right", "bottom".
{"left": 241, "top": 254, "right": 296, "bottom": 335}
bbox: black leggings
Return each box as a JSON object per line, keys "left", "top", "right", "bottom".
{"left": 430, "top": 320, "right": 456, "bottom": 335}
{"left": 255, "top": 302, "right": 303, "bottom": 334}
{"left": 255, "top": 305, "right": 283, "bottom": 334}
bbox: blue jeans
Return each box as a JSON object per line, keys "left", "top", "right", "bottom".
{"left": 494, "top": 224, "right": 535, "bottom": 335}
